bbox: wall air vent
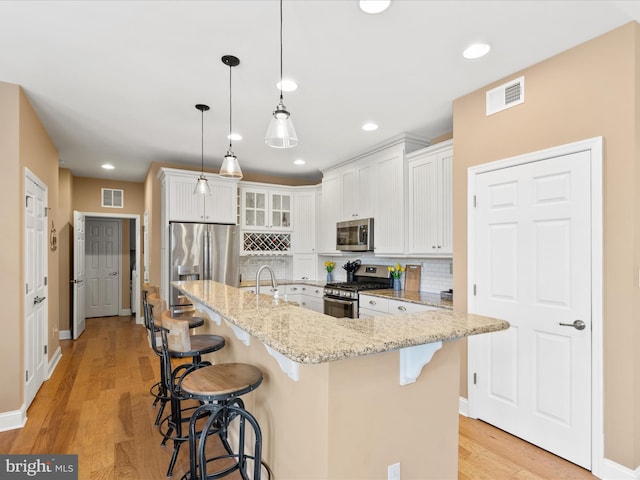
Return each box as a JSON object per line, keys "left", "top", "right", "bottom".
{"left": 101, "top": 188, "right": 124, "bottom": 208}
{"left": 486, "top": 76, "right": 525, "bottom": 116}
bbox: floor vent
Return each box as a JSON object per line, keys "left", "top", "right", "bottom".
{"left": 486, "top": 76, "right": 524, "bottom": 116}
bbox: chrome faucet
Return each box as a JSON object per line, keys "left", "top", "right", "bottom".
{"left": 255, "top": 265, "right": 278, "bottom": 296}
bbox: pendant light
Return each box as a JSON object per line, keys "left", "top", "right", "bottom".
{"left": 265, "top": 0, "right": 298, "bottom": 148}
{"left": 193, "top": 104, "right": 211, "bottom": 195}
{"left": 219, "top": 55, "right": 243, "bottom": 178}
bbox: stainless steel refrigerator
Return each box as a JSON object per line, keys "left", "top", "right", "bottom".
{"left": 169, "top": 222, "right": 240, "bottom": 310}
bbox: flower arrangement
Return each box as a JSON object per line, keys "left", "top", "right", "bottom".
{"left": 388, "top": 263, "right": 405, "bottom": 279}
{"left": 324, "top": 261, "right": 336, "bottom": 273}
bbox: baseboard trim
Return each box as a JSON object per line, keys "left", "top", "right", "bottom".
{"left": 0, "top": 406, "right": 26, "bottom": 432}
{"left": 47, "top": 346, "right": 62, "bottom": 380}
{"left": 136, "top": 313, "right": 144, "bottom": 325}
{"left": 458, "top": 396, "right": 469, "bottom": 417}
{"left": 596, "top": 458, "right": 640, "bottom": 480}
{"left": 120, "top": 308, "right": 132, "bottom": 316}
{"left": 59, "top": 330, "right": 71, "bottom": 340}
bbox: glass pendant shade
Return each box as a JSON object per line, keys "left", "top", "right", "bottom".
{"left": 193, "top": 174, "right": 211, "bottom": 195}
{"left": 265, "top": 101, "right": 298, "bottom": 148}
{"left": 219, "top": 150, "right": 243, "bottom": 178}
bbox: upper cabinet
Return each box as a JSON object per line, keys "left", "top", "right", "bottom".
{"left": 241, "top": 186, "right": 292, "bottom": 231}
{"left": 160, "top": 168, "right": 238, "bottom": 224}
{"left": 407, "top": 140, "right": 453, "bottom": 255}
{"left": 292, "top": 187, "right": 318, "bottom": 253}
{"left": 320, "top": 134, "right": 430, "bottom": 255}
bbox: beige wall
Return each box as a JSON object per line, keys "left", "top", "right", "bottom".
{"left": 0, "top": 82, "right": 59, "bottom": 413}
{"left": 57, "top": 169, "right": 73, "bottom": 331}
{"left": 452, "top": 22, "right": 640, "bottom": 468}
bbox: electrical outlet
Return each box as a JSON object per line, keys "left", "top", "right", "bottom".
{"left": 388, "top": 462, "right": 400, "bottom": 480}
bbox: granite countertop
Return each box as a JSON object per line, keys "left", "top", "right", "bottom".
{"left": 174, "top": 280, "right": 508, "bottom": 365}
{"left": 361, "top": 289, "right": 454, "bottom": 310}
{"left": 239, "top": 279, "right": 325, "bottom": 288}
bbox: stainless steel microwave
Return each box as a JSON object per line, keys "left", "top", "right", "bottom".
{"left": 336, "top": 218, "right": 374, "bottom": 251}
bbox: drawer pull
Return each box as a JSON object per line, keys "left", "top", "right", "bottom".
{"left": 369, "top": 300, "right": 376, "bottom": 305}
{"left": 397, "top": 305, "right": 407, "bottom": 312}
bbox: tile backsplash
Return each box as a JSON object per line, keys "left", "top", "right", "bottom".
{"left": 239, "top": 256, "right": 290, "bottom": 283}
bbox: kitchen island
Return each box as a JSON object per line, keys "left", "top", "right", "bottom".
{"left": 173, "top": 280, "right": 508, "bottom": 479}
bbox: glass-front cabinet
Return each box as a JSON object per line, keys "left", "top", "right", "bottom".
{"left": 241, "top": 186, "right": 292, "bottom": 232}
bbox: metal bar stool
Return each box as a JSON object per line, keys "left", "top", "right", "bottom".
{"left": 157, "top": 310, "right": 227, "bottom": 477}
{"left": 145, "top": 293, "right": 208, "bottom": 426}
{"left": 178, "top": 362, "right": 265, "bottom": 479}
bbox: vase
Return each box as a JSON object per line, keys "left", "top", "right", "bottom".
{"left": 327, "top": 272, "right": 333, "bottom": 283}
{"left": 393, "top": 278, "right": 401, "bottom": 291}
{"left": 347, "top": 272, "right": 354, "bottom": 283}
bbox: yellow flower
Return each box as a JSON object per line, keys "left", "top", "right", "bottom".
{"left": 324, "top": 260, "right": 336, "bottom": 272}
{"left": 389, "top": 263, "right": 405, "bottom": 279}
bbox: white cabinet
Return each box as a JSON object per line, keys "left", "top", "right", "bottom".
{"left": 292, "top": 189, "right": 316, "bottom": 253}
{"left": 340, "top": 161, "right": 374, "bottom": 220}
{"left": 241, "top": 186, "right": 292, "bottom": 231}
{"left": 293, "top": 254, "right": 316, "bottom": 281}
{"left": 373, "top": 144, "right": 406, "bottom": 255}
{"left": 359, "top": 294, "right": 440, "bottom": 318}
{"left": 162, "top": 169, "right": 238, "bottom": 224}
{"left": 407, "top": 140, "right": 453, "bottom": 255}
{"left": 319, "top": 173, "right": 341, "bottom": 253}
{"left": 286, "top": 284, "right": 324, "bottom": 313}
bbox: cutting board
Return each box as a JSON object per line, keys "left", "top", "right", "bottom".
{"left": 404, "top": 264, "right": 421, "bottom": 292}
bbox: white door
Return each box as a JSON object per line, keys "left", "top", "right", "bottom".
{"left": 72, "top": 211, "right": 86, "bottom": 339}
{"left": 85, "top": 218, "right": 120, "bottom": 318}
{"left": 25, "top": 174, "right": 47, "bottom": 408}
{"left": 470, "top": 151, "right": 592, "bottom": 469}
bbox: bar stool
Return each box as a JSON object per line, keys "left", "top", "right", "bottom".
{"left": 158, "top": 311, "right": 227, "bottom": 477}
{"left": 178, "top": 362, "right": 265, "bottom": 479}
{"left": 143, "top": 293, "right": 206, "bottom": 427}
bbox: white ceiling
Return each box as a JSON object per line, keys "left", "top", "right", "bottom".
{"left": 1, "top": 0, "right": 639, "bottom": 183}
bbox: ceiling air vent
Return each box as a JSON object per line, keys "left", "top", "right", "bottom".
{"left": 486, "top": 76, "right": 524, "bottom": 116}
{"left": 101, "top": 188, "right": 124, "bottom": 208}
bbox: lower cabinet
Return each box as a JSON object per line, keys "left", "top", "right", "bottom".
{"left": 359, "top": 294, "right": 440, "bottom": 318}
{"left": 286, "top": 284, "right": 324, "bottom": 313}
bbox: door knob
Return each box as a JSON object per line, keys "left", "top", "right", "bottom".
{"left": 559, "top": 320, "right": 586, "bottom": 330}
{"left": 109, "top": 272, "right": 118, "bottom": 276}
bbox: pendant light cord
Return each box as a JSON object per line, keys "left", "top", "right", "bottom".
{"left": 200, "top": 108, "right": 204, "bottom": 173}
{"left": 229, "top": 63, "right": 233, "bottom": 150}
{"left": 279, "top": 0, "right": 284, "bottom": 103}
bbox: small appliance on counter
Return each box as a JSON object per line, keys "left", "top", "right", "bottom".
{"left": 323, "top": 264, "right": 392, "bottom": 319}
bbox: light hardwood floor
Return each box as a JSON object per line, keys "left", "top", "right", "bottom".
{"left": 0, "top": 316, "right": 598, "bottom": 479}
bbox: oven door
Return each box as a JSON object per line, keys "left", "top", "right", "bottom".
{"left": 323, "top": 296, "right": 358, "bottom": 319}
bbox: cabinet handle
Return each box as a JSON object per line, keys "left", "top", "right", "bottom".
{"left": 291, "top": 287, "right": 298, "bottom": 292}
{"left": 301, "top": 287, "right": 306, "bottom": 291}
{"left": 315, "top": 289, "right": 320, "bottom": 294}
{"left": 369, "top": 300, "right": 376, "bottom": 305}
{"left": 397, "top": 305, "right": 407, "bottom": 312}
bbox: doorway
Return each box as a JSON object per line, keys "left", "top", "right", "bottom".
{"left": 72, "top": 212, "right": 141, "bottom": 338}
{"left": 467, "top": 137, "right": 603, "bottom": 473}
{"left": 85, "top": 218, "right": 121, "bottom": 318}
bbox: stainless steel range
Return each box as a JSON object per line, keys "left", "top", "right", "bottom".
{"left": 323, "top": 264, "right": 393, "bottom": 318}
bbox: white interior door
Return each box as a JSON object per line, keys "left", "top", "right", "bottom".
{"left": 85, "top": 218, "right": 120, "bottom": 318}
{"left": 25, "top": 174, "right": 47, "bottom": 408}
{"left": 470, "top": 151, "right": 592, "bottom": 469}
{"left": 73, "top": 211, "right": 86, "bottom": 339}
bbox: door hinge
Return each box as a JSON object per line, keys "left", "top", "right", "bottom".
{"left": 26, "top": 370, "right": 29, "bottom": 382}
{"left": 44, "top": 345, "right": 48, "bottom": 355}
{"left": 44, "top": 276, "right": 47, "bottom": 286}
{"left": 25, "top": 195, "right": 32, "bottom": 208}
{"left": 473, "top": 284, "right": 477, "bottom": 296}
{"left": 26, "top": 283, "right": 29, "bottom": 294}
{"left": 44, "top": 207, "right": 48, "bottom": 217}
{"left": 473, "top": 195, "right": 477, "bottom": 208}
{"left": 473, "top": 372, "right": 477, "bottom": 385}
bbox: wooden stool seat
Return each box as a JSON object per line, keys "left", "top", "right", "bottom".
{"left": 180, "top": 363, "right": 263, "bottom": 400}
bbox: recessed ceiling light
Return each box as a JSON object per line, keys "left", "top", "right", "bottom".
{"left": 463, "top": 43, "right": 491, "bottom": 59}
{"left": 359, "top": 0, "right": 391, "bottom": 14}
{"left": 362, "top": 122, "right": 378, "bottom": 131}
{"left": 276, "top": 79, "right": 298, "bottom": 92}
{"left": 294, "top": 159, "right": 306, "bottom": 165}
{"left": 228, "top": 133, "right": 242, "bottom": 141}
{"left": 101, "top": 163, "right": 115, "bottom": 170}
